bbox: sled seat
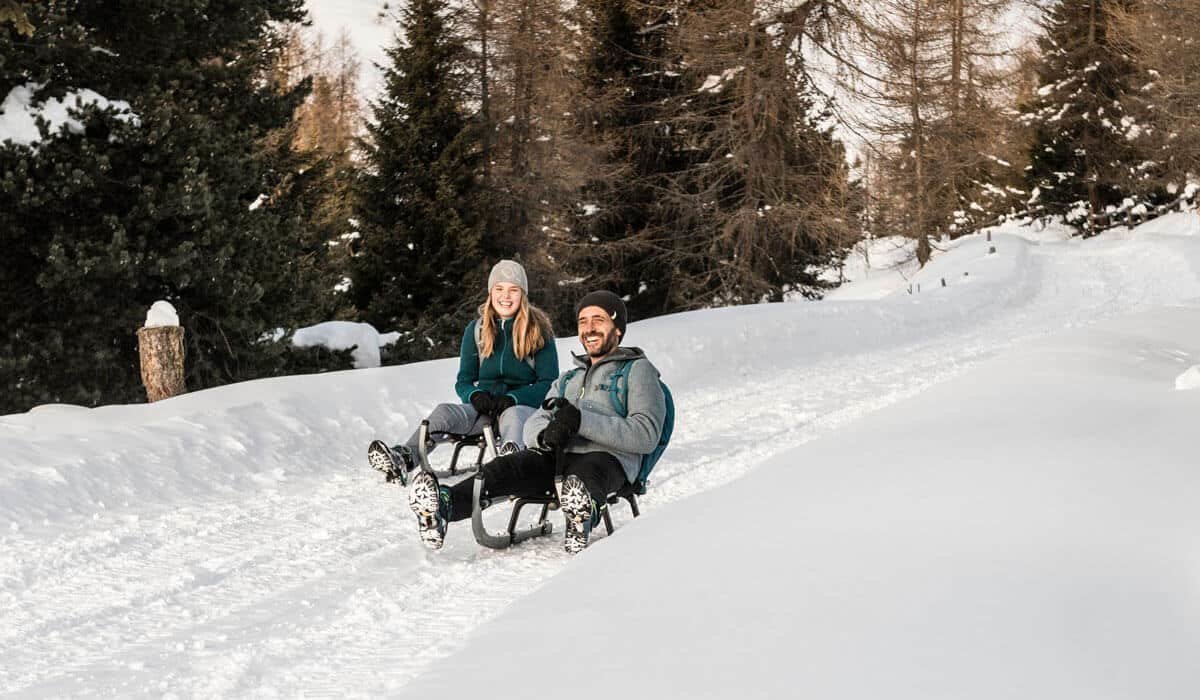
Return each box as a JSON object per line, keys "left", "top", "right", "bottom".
{"left": 417, "top": 419, "right": 496, "bottom": 478}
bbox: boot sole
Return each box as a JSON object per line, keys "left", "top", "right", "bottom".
{"left": 367, "top": 440, "right": 406, "bottom": 485}
{"left": 559, "top": 475, "right": 592, "bottom": 555}
{"left": 408, "top": 471, "right": 445, "bottom": 550}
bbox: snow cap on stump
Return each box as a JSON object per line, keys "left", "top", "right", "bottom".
{"left": 144, "top": 300, "right": 179, "bottom": 328}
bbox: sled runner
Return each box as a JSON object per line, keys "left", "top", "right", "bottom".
{"left": 469, "top": 471, "right": 642, "bottom": 549}
{"left": 468, "top": 423, "right": 645, "bottom": 550}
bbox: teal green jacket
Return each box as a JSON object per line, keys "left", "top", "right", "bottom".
{"left": 455, "top": 318, "right": 560, "bottom": 407}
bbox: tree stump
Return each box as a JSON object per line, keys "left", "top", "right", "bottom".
{"left": 137, "top": 326, "right": 186, "bottom": 402}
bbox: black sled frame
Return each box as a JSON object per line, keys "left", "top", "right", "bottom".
{"left": 468, "top": 424, "right": 642, "bottom": 550}
{"left": 415, "top": 419, "right": 496, "bottom": 479}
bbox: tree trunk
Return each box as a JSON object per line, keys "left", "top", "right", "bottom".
{"left": 910, "top": 2, "right": 929, "bottom": 264}
{"left": 950, "top": 0, "right": 963, "bottom": 117}
{"left": 137, "top": 326, "right": 186, "bottom": 402}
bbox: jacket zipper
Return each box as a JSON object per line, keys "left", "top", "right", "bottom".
{"left": 499, "top": 319, "right": 508, "bottom": 392}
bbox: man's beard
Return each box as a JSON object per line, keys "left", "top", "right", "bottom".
{"left": 582, "top": 328, "right": 620, "bottom": 358}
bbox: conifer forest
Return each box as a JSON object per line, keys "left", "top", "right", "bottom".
{"left": 2, "top": 0, "right": 1198, "bottom": 414}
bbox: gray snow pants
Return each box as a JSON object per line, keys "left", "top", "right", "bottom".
{"left": 402, "top": 402, "right": 536, "bottom": 453}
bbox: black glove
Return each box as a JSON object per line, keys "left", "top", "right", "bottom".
{"left": 492, "top": 395, "right": 516, "bottom": 415}
{"left": 469, "top": 391, "right": 494, "bottom": 416}
{"left": 540, "top": 402, "right": 581, "bottom": 448}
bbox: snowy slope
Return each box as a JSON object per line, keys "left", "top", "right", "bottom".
{"left": 404, "top": 303, "right": 1200, "bottom": 700}
{"left": 3, "top": 214, "right": 1200, "bottom": 696}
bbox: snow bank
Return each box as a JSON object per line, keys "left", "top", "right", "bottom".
{"left": 822, "top": 235, "right": 919, "bottom": 300}
{"left": 0, "top": 83, "right": 139, "bottom": 147}
{"left": 403, "top": 302, "right": 1200, "bottom": 700}
{"left": 1175, "top": 364, "right": 1200, "bottom": 390}
{"left": 291, "top": 320, "right": 396, "bottom": 368}
{"left": 1129, "top": 210, "right": 1200, "bottom": 238}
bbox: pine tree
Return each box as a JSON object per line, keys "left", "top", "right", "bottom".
{"left": 1112, "top": 0, "right": 1200, "bottom": 195}
{"left": 563, "top": 0, "right": 693, "bottom": 319}
{"left": 1022, "top": 0, "right": 1158, "bottom": 235}
{"left": 0, "top": 0, "right": 339, "bottom": 414}
{"left": 351, "top": 0, "right": 487, "bottom": 357}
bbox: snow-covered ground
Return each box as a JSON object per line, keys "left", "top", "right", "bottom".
{"left": 3, "top": 212, "right": 1200, "bottom": 696}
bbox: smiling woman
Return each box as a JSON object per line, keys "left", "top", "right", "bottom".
{"left": 365, "top": 260, "right": 559, "bottom": 485}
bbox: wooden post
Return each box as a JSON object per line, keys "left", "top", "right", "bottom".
{"left": 137, "top": 326, "right": 186, "bottom": 402}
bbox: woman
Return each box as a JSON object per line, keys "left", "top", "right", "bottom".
{"left": 368, "top": 260, "right": 559, "bottom": 484}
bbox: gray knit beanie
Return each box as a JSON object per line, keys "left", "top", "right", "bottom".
{"left": 488, "top": 259, "right": 528, "bottom": 294}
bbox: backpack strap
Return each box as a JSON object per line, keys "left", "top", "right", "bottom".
{"left": 558, "top": 368, "right": 582, "bottom": 400}
{"left": 608, "top": 360, "right": 634, "bottom": 418}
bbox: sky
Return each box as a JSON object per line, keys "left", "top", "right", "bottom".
{"left": 3, "top": 208, "right": 1200, "bottom": 696}
{"left": 306, "top": 0, "right": 394, "bottom": 100}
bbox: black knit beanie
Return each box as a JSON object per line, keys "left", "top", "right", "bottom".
{"left": 574, "top": 290, "right": 628, "bottom": 338}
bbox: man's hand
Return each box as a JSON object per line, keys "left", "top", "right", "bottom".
{"left": 540, "top": 402, "right": 581, "bottom": 448}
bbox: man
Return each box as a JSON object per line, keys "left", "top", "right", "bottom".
{"left": 407, "top": 290, "right": 668, "bottom": 554}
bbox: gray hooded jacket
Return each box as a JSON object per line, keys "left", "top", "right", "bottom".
{"left": 522, "top": 346, "right": 667, "bottom": 483}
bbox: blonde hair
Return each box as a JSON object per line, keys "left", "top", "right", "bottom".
{"left": 477, "top": 292, "right": 554, "bottom": 360}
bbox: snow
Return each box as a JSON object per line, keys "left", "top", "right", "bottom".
{"left": 1175, "top": 364, "right": 1200, "bottom": 390}
{"left": 143, "top": 301, "right": 179, "bottom": 328}
{"left": 409, "top": 302, "right": 1200, "bottom": 700}
{"left": 0, "top": 83, "right": 139, "bottom": 147}
{"left": 698, "top": 67, "right": 744, "bottom": 93}
{"left": 821, "top": 235, "right": 919, "bottom": 300}
{"left": 3, "top": 215, "right": 1200, "bottom": 696}
{"left": 291, "top": 320, "right": 398, "bottom": 368}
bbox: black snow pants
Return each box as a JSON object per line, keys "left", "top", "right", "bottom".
{"left": 445, "top": 448, "right": 628, "bottom": 522}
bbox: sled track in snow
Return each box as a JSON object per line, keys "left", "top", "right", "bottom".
{"left": 1, "top": 237, "right": 1197, "bottom": 696}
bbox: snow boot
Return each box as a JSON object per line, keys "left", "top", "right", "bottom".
{"left": 559, "top": 475, "right": 600, "bottom": 555}
{"left": 408, "top": 469, "right": 450, "bottom": 550}
{"left": 367, "top": 440, "right": 415, "bottom": 486}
